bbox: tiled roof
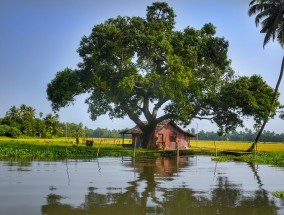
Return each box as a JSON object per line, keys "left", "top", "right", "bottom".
{"left": 121, "top": 120, "right": 195, "bottom": 137}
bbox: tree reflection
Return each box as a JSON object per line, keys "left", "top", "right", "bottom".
{"left": 4, "top": 161, "right": 32, "bottom": 172}
{"left": 41, "top": 157, "right": 279, "bottom": 215}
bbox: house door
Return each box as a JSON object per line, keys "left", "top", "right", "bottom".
{"left": 157, "top": 133, "right": 165, "bottom": 149}
{"left": 157, "top": 134, "right": 164, "bottom": 143}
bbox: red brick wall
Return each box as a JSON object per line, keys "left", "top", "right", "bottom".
{"left": 131, "top": 124, "right": 190, "bottom": 149}
{"left": 155, "top": 124, "right": 189, "bottom": 149}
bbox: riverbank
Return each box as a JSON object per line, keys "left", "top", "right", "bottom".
{"left": 0, "top": 138, "right": 284, "bottom": 166}
{"left": 0, "top": 140, "right": 165, "bottom": 160}
{"left": 190, "top": 140, "right": 284, "bottom": 167}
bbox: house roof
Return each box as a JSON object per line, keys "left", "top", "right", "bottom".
{"left": 121, "top": 120, "right": 195, "bottom": 137}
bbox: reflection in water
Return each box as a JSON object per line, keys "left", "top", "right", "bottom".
{"left": 41, "top": 157, "right": 279, "bottom": 215}
{"left": 5, "top": 161, "right": 32, "bottom": 172}
{"left": 248, "top": 162, "right": 263, "bottom": 188}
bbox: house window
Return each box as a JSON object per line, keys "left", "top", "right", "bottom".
{"left": 169, "top": 132, "right": 177, "bottom": 142}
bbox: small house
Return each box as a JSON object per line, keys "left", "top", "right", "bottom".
{"left": 121, "top": 120, "right": 195, "bottom": 149}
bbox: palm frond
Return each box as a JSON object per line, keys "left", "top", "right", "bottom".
{"left": 276, "top": 22, "right": 284, "bottom": 47}
{"left": 262, "top": 30, "right": 273, "bottom": 47}
{"left": 254, "top": 6, "right": 276, "bottom": 25}
{"left": 248, "top": 0, "right": 284, "bottom": 48}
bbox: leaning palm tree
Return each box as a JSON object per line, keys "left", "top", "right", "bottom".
{"left": 247, "top": 0, "right": 284, "bottom": 151}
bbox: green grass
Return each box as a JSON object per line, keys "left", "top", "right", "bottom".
{"left": 191, "top": 140, "right": 284, "bottom": 152}
{"left": 190, "top": 140, "right": 284, "bottom": 167}
{"left": 1, "top": 137, "right": 284, "bottom": 166}
{"left": 212, "top": 151, "right": 284, "bottom": 166}
{"left": 0, "top": 138, "right": 176, "bottom": 160}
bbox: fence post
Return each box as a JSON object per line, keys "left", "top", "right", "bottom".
{"left": 97, "top": 139, "right": 102, "bottom": 158}
{"left": 134, "top": 140, "right": 136, "bottom": 158}
{"left": 176, "top": 141, "right": 179, "bottom": 158}
{"left": 214, "top": 141, "right": 217, "bottom": 157}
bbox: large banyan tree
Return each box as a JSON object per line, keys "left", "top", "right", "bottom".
{"left": 47, "top": 2, "right": 281, "bottom": 148}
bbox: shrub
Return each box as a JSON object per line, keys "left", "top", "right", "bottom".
{"left": 0, "top": 125, "right": 22, "bottom": 138}
{"left": 7, "top": 127, "right": 22, "bottom": 138}
{"left": 0, "top": 125, "right": 10, "bottom": 136}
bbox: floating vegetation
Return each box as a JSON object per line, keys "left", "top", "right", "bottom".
{"left": 212, "top": 151, "right": 284, "bottom": 167}
{"left": 273, "top": 191, "right": 284, "bottom": 199}
{"left": 1, "top": 139, "right": 284, "bottom": 167}
{"left": 0, "top": 140, "right": 176, "bottom": 161}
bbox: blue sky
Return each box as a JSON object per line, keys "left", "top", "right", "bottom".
{"left": 0, "top": 0, "right": 283, "bottom": 132}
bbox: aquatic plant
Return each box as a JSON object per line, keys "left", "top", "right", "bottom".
{"left": 273, "top": 191, "right": 284, "bottom": 199}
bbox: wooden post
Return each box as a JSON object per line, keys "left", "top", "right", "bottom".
{"left": 97, "top": 139, "right": 102, "bottom": 158}
{"left": 214, "top": 141, "right": 217, "bottom": 157}
{"left": 133, "top": 139, "right": 136, "bottom": 158}
{"left": 122, "top": 133, "right": 125, "bottom": 145}
{"left": 176, "top": 141, "right": 179, "bottom": 158}
{"left": 65, "top": 123, "right": 67, "bottom": 142}
{"left": 176, "top": 141, "right": 180, "bottom": 175}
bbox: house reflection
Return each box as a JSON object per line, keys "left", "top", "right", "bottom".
{"left": 41, "top": 157, "right": 279, "bottom": 215}
{"left": 124, "top": 156, "right": 190, "bottom": 178}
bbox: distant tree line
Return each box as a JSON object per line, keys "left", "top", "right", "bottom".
{"left": 190, "top": 129, "right": 284, "bottom": 142}
{"left": 1, "top": 104, "right": 283, "bottom": 142}
{"left": 0, "top": 104, "right": 130, "bottom": 139}
{"left": 0, "top": 104, "right": 85, "bottom": 138}
{"left": 85, "top": 127, "right": 131, "bottom": 138}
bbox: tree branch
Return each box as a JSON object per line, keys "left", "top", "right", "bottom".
{"left": 193, "top": 116, "right": 215, "bottom": 121}
{"left": 152, "top": 98, "right": 168, "bottom": 118}
{"left": 142, "top": 96, "right": 155, "bottom": 123}
{"left": 156, "top": 113, "right": 173, "bottom": 124}
{"left": 127, "top": 110, "right": 146, "bottom": 130}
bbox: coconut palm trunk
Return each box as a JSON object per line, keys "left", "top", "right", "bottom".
{"left": 247, "top": 0, "right": 284, "bottom": 151}
{"left": 247, "top": 55, "right": 284, "bottom": 151}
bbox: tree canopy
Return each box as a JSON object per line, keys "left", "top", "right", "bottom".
{"left": 47, "top": 2, "right": 281, "bottom": 148}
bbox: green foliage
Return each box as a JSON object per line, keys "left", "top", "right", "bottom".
{"left": 213, "top": 151, "right": 284, "bottom": 167}
{"left": 6, "top": 127, "right": 22, "bottom": 138}
{"left": 248, "top": 0, "right": 284, "bottom": 151}
{"left": 0, "top": 125, "right": 9, "bottom": 136}
{"left": 47, "top": 68, "right": 83, "bottom": 111}
{"left": 47, "top": 2, "right": 282, "bottom": 148}
{"left": 43, "top": 113, "right": 62, "bottom": 138}
{"left": 196, "top": 129, "right": 284, "bottom": 142}
{"left": 272, "top": 191, "right": 284, "bottom": 199}
{"left": 0, "top": 125, "right": 22, "bottom": 138}
{"left": 0, "top": 141, "right": 169, "bottom": 160}
{"left": 1, "top": 104, "right": 67, "bottom": 139}
{"left": 90, "top": 127, "right": 130, "bottom": 138}
{"left": 249, "top": 0, "right": 284, "bottom": 47}
{"left": 65, "top": 122, "right": 85, "bottom": 138}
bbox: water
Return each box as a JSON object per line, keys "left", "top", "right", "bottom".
{"left": 0, "top": 156, "right": 284, "bottom": 215}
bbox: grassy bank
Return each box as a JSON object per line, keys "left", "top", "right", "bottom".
{"left": 212, "top": 151, "right": 284, "bottom": 167}
{"left": 0, "top": 138, "right": 284, "bottom": 166}
{"left": 190, "top": 140, "right": 284, "bottom": 152}
{"left": 190, "top": 140, "right": 284, "bottom": 167}
{"left": 0, "top": 137, "right": 181, "bottom": 160}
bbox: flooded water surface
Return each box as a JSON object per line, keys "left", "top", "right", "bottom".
{"left": 0, "top": 156, "right": 284, "bottom": 215}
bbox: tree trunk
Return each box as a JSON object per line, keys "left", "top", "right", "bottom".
{"left": 141, "top": 125, "right": 157, "bottom": 149}
{"left": 247, "top": 55, "right": 284, "bottom": 151}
